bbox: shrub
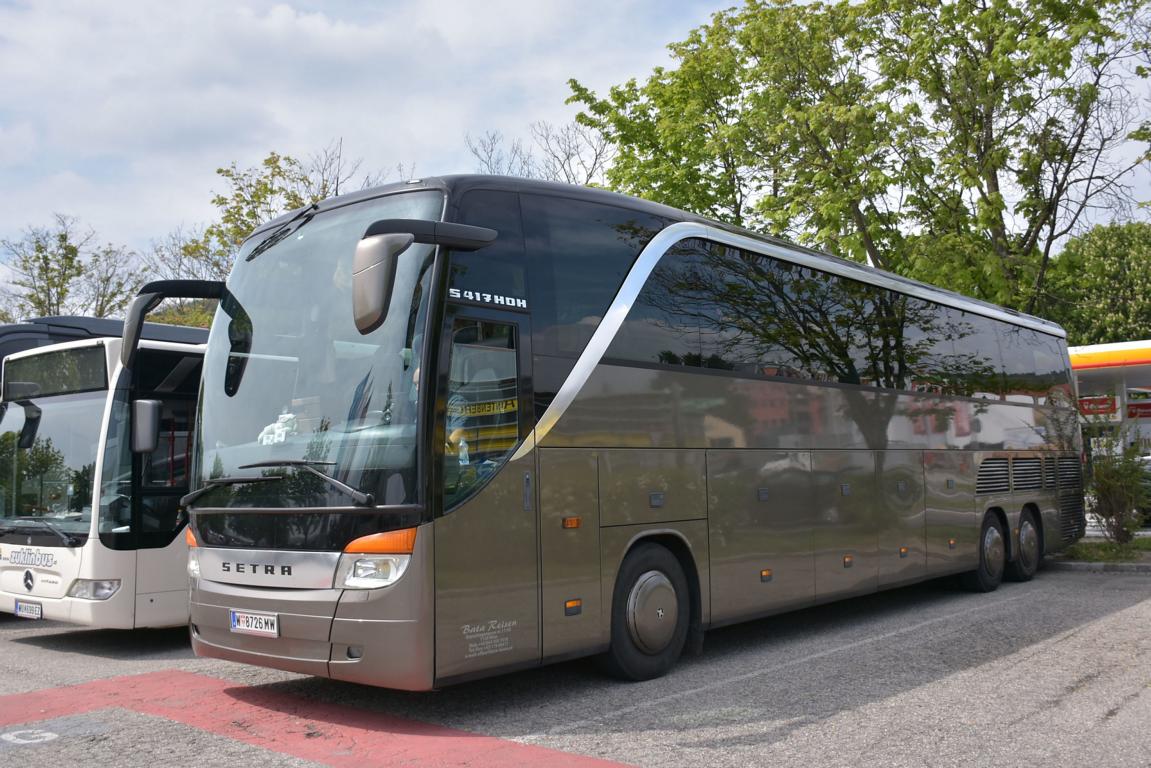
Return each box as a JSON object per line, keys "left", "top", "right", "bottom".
{"left": 1087, "top": 431, "right": 1148, "bottom": 545}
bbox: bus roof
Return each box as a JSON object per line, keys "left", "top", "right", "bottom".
{"left": 0, "top": 315, "right": 207, "bottom": 362}
{"left": 250, "top": 175, "right": 1066, "bottom": 338}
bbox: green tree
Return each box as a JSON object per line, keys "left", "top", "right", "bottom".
{"left": 570, "top": 0, "right": 1148, "bottom": 310}
{"left": 1042, "top": 221, "right": 1151, "bottom": 344}
{"left": 0, "top": 214, "right": 142, "bottom": 320}
{"left": 145, "top": 140, "right": 386, "bottom": 328}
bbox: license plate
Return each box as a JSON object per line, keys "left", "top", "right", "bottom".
{"left": 14, "top": 600, "right": 42, "bottom": 620}
{"left": 229, "top": 609, "right": 279, "bottom": 637}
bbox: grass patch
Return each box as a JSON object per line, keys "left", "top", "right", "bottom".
{"left": 1061, "top": 539, "right": 1148, "bottom": 562}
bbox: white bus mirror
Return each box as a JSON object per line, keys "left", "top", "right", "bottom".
{"left": 132, "top": 399, "right": 162, "bottom": 454}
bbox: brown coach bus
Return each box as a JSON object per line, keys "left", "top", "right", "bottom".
{"left": 122, "top": 176, "right": 1085, "bottom": 689}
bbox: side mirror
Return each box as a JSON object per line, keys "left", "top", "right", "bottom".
{"left": 132, "top": 399, "right": 162, "bottom": 454}
{"left": 352, "top": 219, "right": 497, "bottom": 336}
{"left": 17, "top": 402, "right": 41, "bottom": 450}
{"left": 121, "top": 280, "right": 225, "bottom": 369}
{"left": 353, "top": 233, "right": 415, "bottom": 335}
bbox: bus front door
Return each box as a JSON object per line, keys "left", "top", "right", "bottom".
{"left": 432, "top": 310, "right": 539, "bottom": 682}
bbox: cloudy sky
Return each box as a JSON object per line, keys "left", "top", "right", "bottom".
{"left": 0, "top": 0, "right": 722, "bottom": 254}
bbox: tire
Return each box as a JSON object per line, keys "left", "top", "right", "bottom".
{"left": 1006, "top": 509, "right": 1042, "bottom": 582}
{"left": 601, "top": 543, "right": 690, "bottom": 682}
{"left": 961, "top": 513, "right": 1007, "bottom": 593}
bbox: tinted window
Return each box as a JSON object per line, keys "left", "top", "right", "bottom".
{"left": 611, "top": 242, "right": 892, "bottom": 387}
{"left": 442, "top": 318, "right": 520, "bottom": 510}
{"left": 606, "top": 240, "right": 708, "bottom": 366}
{"left": 450, "top": 190, "right": 529, "bottom": 311}
{"left": 3, "top": 346, "right": 106, "bottom": 400}
{"left": 1000, "top": 326, "right": 1071, "bottom": 404}
{"left": 523, "top": 195, "right": 667, "bottom": 358}
{"left": 947, "top": 310, "right": 1004, "bottom": 399}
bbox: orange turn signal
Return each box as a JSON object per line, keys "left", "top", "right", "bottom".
{"left": 185, "top": 527, "right": 198, "bottom": 548}
{"left": 344, "top": 527, "right": 418, "bottom": 554}
{"left": 562, "top": 516, "right": 581, "bottom": 529}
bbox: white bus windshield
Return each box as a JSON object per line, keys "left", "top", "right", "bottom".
{"left": 0, "top": 390, "right": 105, "bottom": 541}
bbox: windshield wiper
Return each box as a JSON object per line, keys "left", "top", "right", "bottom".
{"left": 238, "top": 460, "right": 375, "bottom": 506}
{"left": 7, "top": 517, "right": 82, "bottom": 547}
{"left": 179, "top": 475, "right": 284, "bottom": 508}
{"left": 245, "top": 203, "right": 320, "bottom": 262}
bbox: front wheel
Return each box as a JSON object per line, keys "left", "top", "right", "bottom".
{"left": 1006, "top": 509, "right": 1042, "bottom": 582}
{"left": 961, "top": 513, "right": 1007, "bottom": 593}
{"left": 601, "top": 543, "right": 690, "bottom": 681}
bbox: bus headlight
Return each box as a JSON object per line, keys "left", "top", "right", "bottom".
{"left": 67, "top": 579, "right": 121, "bottom": 600}
{"left": 335, "top": 554, "right": 410, "bottom": 589}
{"left": 187, "top": 549, "right": 200, "bottom": 579}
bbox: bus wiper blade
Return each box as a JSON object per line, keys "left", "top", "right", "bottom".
{"left": 238, "top": 460, "right": 375, "bottom": 507}
{"left": 9, "top": 517, "right": 82, "bottom": 547}
{"left": 245, "top": 203, "right": 320, "bottom": 262}
{"left": 180, "top": 475, "right": 284, "bottom": 508}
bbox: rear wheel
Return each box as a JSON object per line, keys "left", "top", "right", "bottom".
{"left": 601, "top": 543, "right": 690, "bottom": 681}
{"left": 961, "top": 513, "right": 1007, "bottom": 592}
{"left": 1006, "top": 509, "right": 1042, "bottom": 582}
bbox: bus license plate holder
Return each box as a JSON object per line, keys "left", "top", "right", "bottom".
{"left": 14, "top": 600, "right": 42, "bottom": 620}
{"left": 229, "top": 609, "right": 279, "bottom": 638}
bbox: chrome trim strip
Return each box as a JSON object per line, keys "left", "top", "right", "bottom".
{"left": 512, "top": 221, "right": 1066, "bottom": 460}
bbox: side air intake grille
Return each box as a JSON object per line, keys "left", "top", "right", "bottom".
{"left": 1012, "top": 458, "right": 1043, "bottom": 491}
{"left": 1057, "top": 457, "right": 1083, "bottom": 491}
{"left": 1059, "top": 493, "right": 1085, "bottom": 543}
{"left": 1042, "top": 457, "right": 1057, "bottom": 489}
{"left": 1057, "top": 456, "right": 1085, "bottom": 543}
{"left": 976, "top": 458, "right": 1010, "bottom": 495}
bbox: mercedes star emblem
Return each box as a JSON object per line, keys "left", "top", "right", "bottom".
{"left": 23, "top": 570, "right": 34, "bottom": 591}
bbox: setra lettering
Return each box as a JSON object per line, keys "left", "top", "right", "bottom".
{"left": 219, "top": 562, "right": 293, "bottom": 576}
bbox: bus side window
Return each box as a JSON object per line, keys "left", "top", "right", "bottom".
{"left": 441, "top": 318, "right": 519, "bottom": 509}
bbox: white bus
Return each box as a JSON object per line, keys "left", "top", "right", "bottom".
{"left": 0, "top": 331, "right": 206, "bottom": 628}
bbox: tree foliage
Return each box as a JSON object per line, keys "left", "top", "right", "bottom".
{"left": 145, "top": 140, "right": 386, "bottom": 327}
{"left": 1042, "top": 221, "right": 1151, "bottom": 344}
{"left": 570, "top": 0, "right": 1149, "bottom": 311}
{"left": 0, "top": 214, "right": 142, "bottom": 320}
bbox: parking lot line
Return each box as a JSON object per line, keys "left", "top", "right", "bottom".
{"left": 0, "top": 671, "right": 628, "bottom": 767}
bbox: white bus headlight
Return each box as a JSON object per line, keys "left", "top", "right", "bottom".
{"left": 335, "top": 554, "right": 410, "bottom": 589}
{"left": 67, "top": 579, "right": 122, "bottom": 600}
{"left": 187, "top": 549, "right": 200, "bottom": 579}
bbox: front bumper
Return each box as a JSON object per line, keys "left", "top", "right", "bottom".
{"left": 189, "top": 529, "right": 435, "bottom": 690}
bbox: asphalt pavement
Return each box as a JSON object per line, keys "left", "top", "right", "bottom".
{"left": 0, "top": 569, "right": 1147, "bottom": 767}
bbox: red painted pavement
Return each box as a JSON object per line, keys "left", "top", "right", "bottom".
{"left": 0, "top": 671, "right": 628, "bottom": 767}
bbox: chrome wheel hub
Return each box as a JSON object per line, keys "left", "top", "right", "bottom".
{"left": 626, "top": 570, "right": 678, "bottom": 655}
{"left": 984, "top": 524, "right": 1005, "bottom": 579}
{"left": 1018, "top": 519, "right": 1039, "bottom": 571}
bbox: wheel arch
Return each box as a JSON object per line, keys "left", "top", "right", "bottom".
{"left": 613, "top": 530, "right": 705, "bottom": 655}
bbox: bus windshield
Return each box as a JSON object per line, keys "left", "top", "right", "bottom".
{"left": 0, "top": 390, "right": 106, "bottom": 542}
{"left": 195, "top": 190, "right": 443, "bottom": 509}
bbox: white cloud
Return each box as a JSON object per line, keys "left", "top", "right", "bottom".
{"left": 0, "top": 0, "right": 720, "bottom": 257}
